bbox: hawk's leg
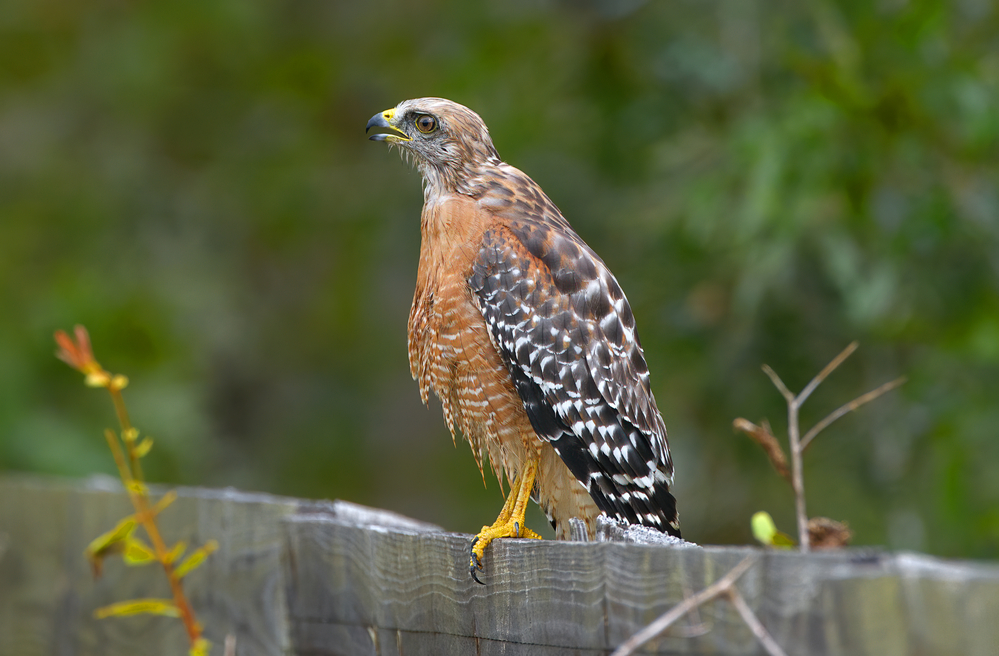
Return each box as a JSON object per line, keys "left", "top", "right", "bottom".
{"left": 469, "top": 459, "right": 542, "bottom": 584}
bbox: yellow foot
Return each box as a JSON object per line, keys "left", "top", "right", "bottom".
{"left": 468, "top": 460, "right": 541, "bottom": 585}
{"left": 469, "top": 519, "right": 541, "bottom": 584}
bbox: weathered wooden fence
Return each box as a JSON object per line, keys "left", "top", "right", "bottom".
{"left": 1, "top": 475, "right": 997, "bottom": 655}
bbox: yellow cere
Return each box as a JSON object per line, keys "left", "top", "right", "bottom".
{"left": 379, "top": 108, "right": 411, "bottom": 141}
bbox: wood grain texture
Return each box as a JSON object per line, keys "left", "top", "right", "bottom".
{"left": 2, "top": 476, "right": 999, "bottom": 655}
{"left": 0, "top": 475, "right": 299, "bottom": 656}
{"left": 282, "top": 513, "right": 999, "bottom": 656}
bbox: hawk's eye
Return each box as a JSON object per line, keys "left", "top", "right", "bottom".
{"left": 415, "top": 115, "right": 437, "bottom": 134}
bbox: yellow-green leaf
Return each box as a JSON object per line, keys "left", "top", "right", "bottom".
{"left": 87, "top": 516, "right": 137, "bottom": 554}
{"left": 189, "top": 638, "right": 212, "bottom": 656}
{"left": 134, "top": 437, "right": 154, "bottom": 457}
{"left": 122, "top": 427, "right": 139, "bottom": 443}
{"left": 164, "top": 541, "right": 187, "bottom": 564}
{"left": 751, "top": 511, "right": 795, "bottom": 548}
{"left": 122, "top": 537, "right": 156, "bottom": 565}
{"left": 85, "top": 516, "right": 137, "bottom": 575}
{"left": 110, "top": 374, "right": 129, "bottom": 391}
{"left": 152, "top": 490, "right": 177, "bottom": 514}
{"left": 94, "top": 598, "right": 179, "bottom": 619}
{"left": 752, "top": 511, "right": 777, "bottom": 544}
{"left": 174, "top": 540, "right": 219, "bottom": 578}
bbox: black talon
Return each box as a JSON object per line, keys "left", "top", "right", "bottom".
{"left": 514, "top": 521, "right": 520, "bottom": 538}
{"left": 469, "top": 536, "right": 486, "bottom": 584}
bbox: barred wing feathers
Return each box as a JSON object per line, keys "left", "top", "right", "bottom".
{"left": 469, "top": 217, "right": 680, "bottom": 536}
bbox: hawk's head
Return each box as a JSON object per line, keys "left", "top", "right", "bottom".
{"left": 366, "top": 98, "right": 500, "bottom": 193}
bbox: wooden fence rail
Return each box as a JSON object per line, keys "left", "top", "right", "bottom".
{"left": 0, "top": 475, "right": 997, "bottom": 655}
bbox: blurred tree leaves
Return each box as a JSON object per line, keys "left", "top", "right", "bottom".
{"left": 0, "top": 0, "right": 996, "bottom": 557}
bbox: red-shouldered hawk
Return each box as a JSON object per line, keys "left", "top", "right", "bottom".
{"left": 367, "top": 98, "right": 680, "bottom": 583}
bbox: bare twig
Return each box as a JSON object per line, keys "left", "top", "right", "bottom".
{"left": 788, "top": 410, "right": 809, "bottom": 552}
{"left": 726, "top": 588, "right": 788, "bottom": 656}
{"left": 666, "top": 621, "right": 713, "bottom": 639}
{"left": 224, "top": 634, "right": 237, "bottom": 656}
{"left": 786, "top": 378, "right": 809, "bottom": 551}
{"left": 670, "top": 571, "right": 711, "bottom": 639}
{"left": 761, "top": 342, "right": 858, "bottom": 551}
{"left": 797, "top": 341, "right": 858, "bottom": 407}
{"left": 761, "top": 365, "right": 793, "bottom": 402}
{"left": 733, "top": 418, "right": 790, "bottom": 483}
{"left": 611, "top": 555, "right": 759, "bottom": 656}
{"left": 756, "top": 342, "right": 904, "bottom": 553}
{"left": 801, "top": 376, "right": 907, "bottom": 451}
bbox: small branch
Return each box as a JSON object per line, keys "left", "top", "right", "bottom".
{"left": 667, "top": 621, "right": 713, "bottom": 639}
{"left": 725, "top": 589, "right": 788, "bottom": 656}
{"left": 788, "top": 403, "right": 809, "bottom": 552}
{"left": 679, "top": 568, "right": 706, "bottom": 631}
{"left": 761, "top": 343, "right": 858, "bottom": 552}
{"left": 733, "top": 418, "right": 790, "bottom": 483}
{"left": 110, "top": 387, "right": 145, "bottom": 484}
{"left": 107, "top": 402, "right": 200, "bottom": 642}
{"left": 789, "top": 342, "right": 855, "bottom": 551}
{"left": 801, "top": 376, "right": 907, "bottom": 451}
{"left": 761, "top": 365, "right": 793, "bottom": 402}
{"left": 796, "top": 341, "right": 858, "bottom": 407}
{"left": 754, "top": 342, "right": 903, "bottom": 554}
{"left": 611, "top": 555, "right": 758, "bottom": 656}
{"left": 103, "top": 429, "right": 134, "bottom": 488}
{"left": 54, "top": 326, "right": 204, "bottom": 647}
{"left": 107, "top": 428, "right": 201, "bottom": 643}
{"left": 133, "top": 494, "right": 201, "bottom": 643}
{"left": 670, "top": 569, "right": 711, "bottom": 639}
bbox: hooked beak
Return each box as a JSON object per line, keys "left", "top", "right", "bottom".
{"left": 366, "top": 108, "right": 411, "bottom": 142}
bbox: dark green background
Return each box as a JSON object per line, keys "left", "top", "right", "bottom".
{"left": 1, "top": 0, "right": 996, "bottom": 557}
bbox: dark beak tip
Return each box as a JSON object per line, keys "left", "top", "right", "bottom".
{"left": 366, "top": 113, "right": 391, "bottom": 134}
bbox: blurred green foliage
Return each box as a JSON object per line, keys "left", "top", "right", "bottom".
{"left": 0, "top": 0, "right": 996, "bottom": 558}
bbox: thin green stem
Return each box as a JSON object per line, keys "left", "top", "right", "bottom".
{"left": 104, "top": 381, "right": 200, "bottom": 645}
{"left": 103, "top": 429, "right": 133, "bottom": 486}
{"left": 109, "top": 387, "right": 144, "bottom": 483}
